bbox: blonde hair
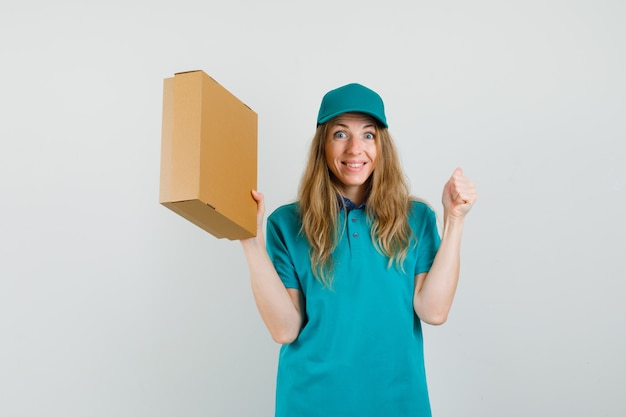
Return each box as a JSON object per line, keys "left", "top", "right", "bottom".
{"left": 297, "top": 116, "right": 415, "bottom": 287}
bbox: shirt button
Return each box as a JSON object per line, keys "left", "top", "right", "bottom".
{"left": 351, "top": 218, "right": 357, "bottom": 223}
{"left": 353, "top": 233, "right": 359, "bottom": 238}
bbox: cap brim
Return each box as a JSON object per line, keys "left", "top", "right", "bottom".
{"left": 317, "top": 109, "right": 388, "bottom": 128}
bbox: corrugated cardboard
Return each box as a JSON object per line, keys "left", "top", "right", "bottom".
{"left": 160, "top": 70, "right": 257, "bottom": 240}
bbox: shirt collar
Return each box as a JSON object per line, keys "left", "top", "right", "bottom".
{"left": 338, "top": 195, "right": 366, "bottom": 211}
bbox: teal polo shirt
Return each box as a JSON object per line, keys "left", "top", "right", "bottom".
{"left": 266, "top": 200, "right": 441, "bottom": 417}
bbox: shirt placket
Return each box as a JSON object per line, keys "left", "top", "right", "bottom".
{"left": 345, "top": 209, "right": 366, "bottom": 259}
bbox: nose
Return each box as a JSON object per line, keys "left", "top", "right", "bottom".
{"left": 346, "top": 137, "right": 362, "bottom": 154}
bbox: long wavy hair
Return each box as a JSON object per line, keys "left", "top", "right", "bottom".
{"left": 297, "top": 114, "right": 415, "bottom": 287}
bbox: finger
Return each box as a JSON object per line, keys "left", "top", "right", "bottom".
{"left": 250, "top": 189, "right": 263, "bottom": 203}
{"left": 459, "top": 184, "right": 477, "bottom": 205}
{"left": 455, "top": 191, "right": 465, "bottom": 203}
{"left": 452, "top": 178, "right": 477, "bottom": 203}
{"left": 250, "top": 189, "right": 266, "bottom": 218}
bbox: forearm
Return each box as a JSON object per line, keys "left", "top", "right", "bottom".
{"left": 241, "top": 237, "right": 303, "bottom": 344}
{"left": 414, "top": 213, "right": 465, "bottom": 325}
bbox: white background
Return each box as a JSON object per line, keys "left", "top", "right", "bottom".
{"left": 1, "top": 1, "right": 625, "bottom": 416}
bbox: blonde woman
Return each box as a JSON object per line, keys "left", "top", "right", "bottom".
{"left": 241, "top": 83, "right": 477, "bottom": 417}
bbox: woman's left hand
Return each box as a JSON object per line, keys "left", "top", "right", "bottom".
{"left": 442, "top": 167, "right": 477, "bottom": 219}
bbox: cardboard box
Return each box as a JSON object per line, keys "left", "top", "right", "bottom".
{"left": 159, "top": 70, "right": 257, "bottom": 240}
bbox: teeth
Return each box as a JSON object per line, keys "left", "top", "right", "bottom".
{"left": 346, "top": 163, "right": 364, "bottom": 168}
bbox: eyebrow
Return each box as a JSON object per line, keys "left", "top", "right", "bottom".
{"left": 332, "top": 123, "right": 376, "bottom": 129}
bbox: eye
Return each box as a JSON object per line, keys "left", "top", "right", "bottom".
{"left": 364, "top": 132, "right": 375, "bottom": 140}
{"left": 333, "top": 131, "right": 348, "bottom": 139}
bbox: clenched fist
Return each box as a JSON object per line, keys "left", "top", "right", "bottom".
{"left": 442, "top": 168, "right": 477, "bottom": 219}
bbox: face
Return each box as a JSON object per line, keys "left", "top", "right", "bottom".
{"left": 324, "top": 113, "right": 378, "bottom": 204}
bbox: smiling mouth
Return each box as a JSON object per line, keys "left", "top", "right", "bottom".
{"left": 344, "top": 162, "right": 366, "bottom": 168}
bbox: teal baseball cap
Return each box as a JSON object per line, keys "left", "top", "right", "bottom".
{"left": 316, "top": 83, "right": 388, "bottom": 128}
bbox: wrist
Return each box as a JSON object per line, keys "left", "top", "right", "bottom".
{"left": 442, "top": 211, "right": 465, "bottom": 234}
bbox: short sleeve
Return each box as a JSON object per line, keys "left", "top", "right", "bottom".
{"left": 266, "top": 207, "right": 302, "bottom": 290}
{"left": 412, "top": 202, "right": 441, "bottom": 275}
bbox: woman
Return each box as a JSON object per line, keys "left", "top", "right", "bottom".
{"left": 241, "top": 83, "right": 477, "bottom": 417}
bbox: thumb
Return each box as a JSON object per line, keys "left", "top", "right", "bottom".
{"left": 250, "top": 189, "right": 266, "bottom": 225}
{"left": 250, "top": 189, "right": 264, "bottom": 203}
